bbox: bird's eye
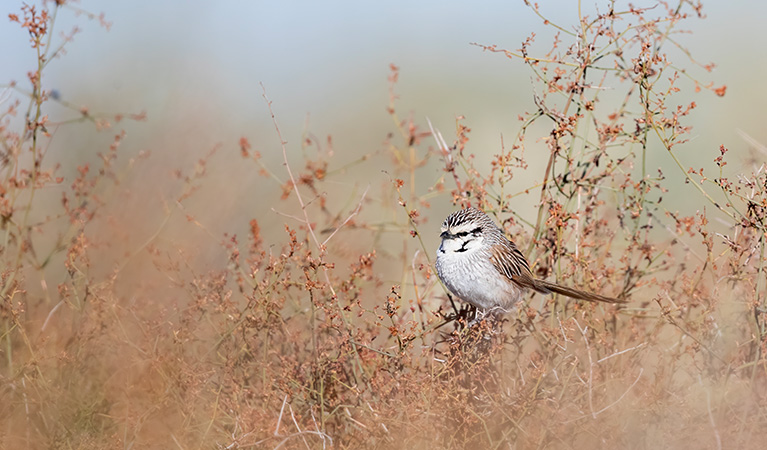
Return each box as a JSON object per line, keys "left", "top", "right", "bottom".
{"left": 456, "top": 231, "right": 468, "bottom": 238}
{"left": 470, "top": 227, "right": 482, "bottom": 236}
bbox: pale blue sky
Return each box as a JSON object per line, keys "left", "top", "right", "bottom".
{"left": 3, "top": 1, "right": 762, "bottom": 146}
{"left": 2, "top": 1, "right": 765, "bottom": 228}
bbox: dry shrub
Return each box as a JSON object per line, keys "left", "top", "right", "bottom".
{"left": 1, "top": 1, "right": 765, "bottom": 449}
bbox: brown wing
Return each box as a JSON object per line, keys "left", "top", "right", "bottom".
{"left": 490, "top": 236, "right": 624, "bottom": 304}
{"left": 489, "top": 237, "right": 551, "bottom": 294}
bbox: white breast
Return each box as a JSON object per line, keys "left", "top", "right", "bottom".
{"left": 435, "top": 242, "right": 526, "bottom": 311}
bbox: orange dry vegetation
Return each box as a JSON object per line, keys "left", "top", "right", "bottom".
{"left": 1, "top": 2, "right": 766, "bottom": 449}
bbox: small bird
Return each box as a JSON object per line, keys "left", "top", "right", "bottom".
{"left": 435, "top": 207, "right": 621, "bottom": 312}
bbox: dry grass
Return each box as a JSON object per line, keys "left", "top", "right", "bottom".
{"left": 1, "top": 1, "right": 766, "bottom": 449}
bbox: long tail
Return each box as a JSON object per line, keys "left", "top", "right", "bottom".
{"left": 513, "top": 275, "right": 624, "bottom": 304}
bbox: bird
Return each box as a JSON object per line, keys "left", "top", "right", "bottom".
{"left": 435, "top": 207, "right": 621, "bottom": 312}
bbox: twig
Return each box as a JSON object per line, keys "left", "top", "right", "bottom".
{"left": 262, "top": 84, "right": 321, "bottom": 249}
{"left": 274, "top": 394, "right": 288, "bottom": 436}
{"left": 410, "top": 249, "right": 427, "bottom": 331}
{"left": 270, "top": 208, "right": 306, "bottom": 224}
{"left": 311, "top": 408, "right": 333, "bottom": 449}
{"left": 591, "top": 368, "right": 643, "bottom": 417}
{"left": 426, "top": 117, "right": 452, "bottom": 163}
{"left": 574, "top": 318, "right": 596, "bottom": 418}
{"left": 273, "top": 431, "right": 334, "bottom": 450}
{"left": 701, "top": 375, "right": 722, "bottom": 450}
{"left": 597, "top": 342, "right": 647, "bottom": 363}
{"left": 40, "top": 300, "right": 65, "bottom": 332}
{"left": 261, "top": 83, "right": 369, "bottom": 390}
{"left": 288, "top": 402, "right": 312, "bottom": 450}
{"left": 737, "top": 129, "right": 767, "bottom": 156}
{"left": 321, "top": 185, "right": 369, "bottom": 247}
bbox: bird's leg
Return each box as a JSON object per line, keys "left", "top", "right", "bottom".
{"left": 464, "top": 305, "right": 485, "bottom": 328}
{"left": 447, "top": 292, "right": 460, "bottom": 316}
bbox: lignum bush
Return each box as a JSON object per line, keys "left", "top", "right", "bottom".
{"left": 1, "top": 1, "right": 765, "bottom": 449}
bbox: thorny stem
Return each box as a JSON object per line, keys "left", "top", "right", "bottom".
{"left": 260, "top": 83, "right": 370, "bottom": 395}
{"left": 2, "top": 8, "right": 51, "bottom": 302}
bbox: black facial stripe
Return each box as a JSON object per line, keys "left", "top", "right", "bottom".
{"left": 455, "top": 238, "right": 472, "bottom": 252}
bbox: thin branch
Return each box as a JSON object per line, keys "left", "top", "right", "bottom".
{"left": 322, "top": 185, "right": 370, "bottom": 247}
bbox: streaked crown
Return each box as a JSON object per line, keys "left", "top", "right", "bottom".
{"left": 440, "top": 207, "right": 497, "bottom": 239}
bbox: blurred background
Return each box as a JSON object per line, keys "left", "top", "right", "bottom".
{"left": 2, "top": 3, "right": 767, "bottom": 447}
{"left": 1, "top": 0, "right": 765, "bottom": 275}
